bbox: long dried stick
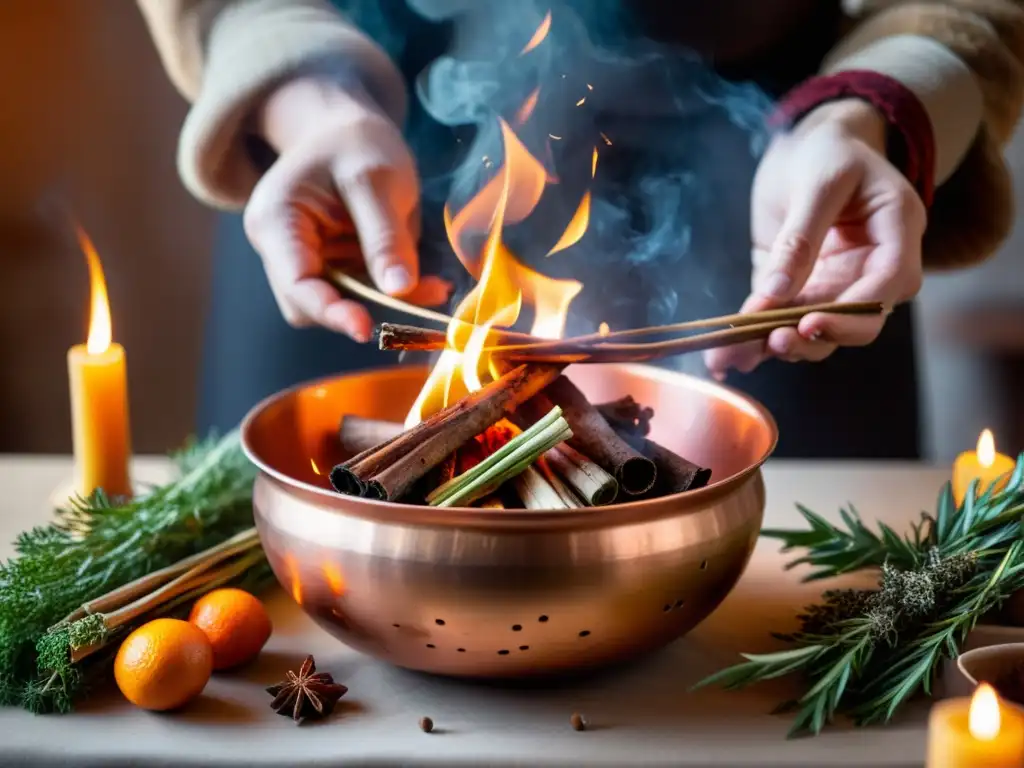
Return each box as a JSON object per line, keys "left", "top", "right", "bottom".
{"left": 377, "top": 303, "right": 885, "bottom": 363}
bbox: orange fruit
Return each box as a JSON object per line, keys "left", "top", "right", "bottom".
{"left": 114, "top": 618, "right": 213, "bottom": 711}
{"left": 188, "top": 588, "right": 272, "bottom": 670}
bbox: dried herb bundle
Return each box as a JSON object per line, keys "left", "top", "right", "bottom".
{"left": 0, "top": 431, "right": 269, "bottom": 713}
{"left": 695, "top": 457, "right": 1024, "bottom": 737}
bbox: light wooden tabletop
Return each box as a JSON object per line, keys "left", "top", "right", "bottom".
{"left": 0, "top": 457, "right": 963, "bottom": 766}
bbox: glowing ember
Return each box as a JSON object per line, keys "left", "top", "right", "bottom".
{"left": 970, "top": 683, "right": 1001, "bottom": 740}
{"left": 520, "top": 10, "right": 552, "bottom": 55}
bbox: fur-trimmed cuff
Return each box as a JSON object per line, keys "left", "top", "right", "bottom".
{"left": 770, "top": 70, "right": 936, "bottom": 208}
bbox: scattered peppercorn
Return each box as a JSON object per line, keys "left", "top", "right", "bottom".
{"left": 570, "top": 712, "right": 586, "bottom": 731}
{"left": 419, "top": 716, "right": 434, "bottom": 733}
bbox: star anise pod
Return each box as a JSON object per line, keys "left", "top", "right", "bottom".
{"left": 266, "top": 655, "right": 348, "bottom": 723}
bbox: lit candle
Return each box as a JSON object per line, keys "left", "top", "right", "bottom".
{"left": 952, "top": 429, "right": 1014, "bottom": 508}
{"left": 927, "top": 683, "right": 1024, "bottom": 767}
{"left": 67, "top": 227, "right": 132, "bottom": 499}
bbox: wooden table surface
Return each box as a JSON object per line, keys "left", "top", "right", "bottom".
{"left": 0, "top": 456, "right": 985, "bottom": 766}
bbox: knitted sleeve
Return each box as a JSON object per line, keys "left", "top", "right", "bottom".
{"left": 135, "top": 0, "right": 408, "bottom": 210}
{"left": 779, "top": 0, "right": 1024, "bottom": 269}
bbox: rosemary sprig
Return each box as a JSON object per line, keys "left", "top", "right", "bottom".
{"left": 695, "top": 455, "right": 1024, "bottom": 737}
{"left": 0, "top": 430, "right": 265, "bottom": 713}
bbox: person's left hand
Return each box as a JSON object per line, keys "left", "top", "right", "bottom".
{"left": 704, "top": 98, "right": 926, "bottom": 379}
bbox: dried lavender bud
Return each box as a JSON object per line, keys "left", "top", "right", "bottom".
{"left": 419, "top": 716, "right": 434, "bottom": 733}
{"left": 927, "top": 550, "right": 978, "bottom": 592}
{"left": 867, "top": 603, "right": 898, "bottom": 643}
{"left": 570, "top": 712, "right": 586, "bottom": 731}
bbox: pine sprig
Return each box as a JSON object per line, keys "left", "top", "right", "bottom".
{"left": 0, "top": 430, "right": 261, "bottom": 713}
{"left": 695, "top": 454, "right": 1024, "bottom": 737}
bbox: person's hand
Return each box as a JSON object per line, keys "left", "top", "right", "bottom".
{"left": 704, "top": 98, "right": 926, "bottom": 378}
{"left": 243, "top": 77, "right": 451, "bottom": 342}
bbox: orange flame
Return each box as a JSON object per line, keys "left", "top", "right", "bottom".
{"left": 516, "top": 87, "right": 541, "bottom": 125}
{"left": 310, "top": 458, "right": 321, "bottom": 475}
{"left": 598, "top": 322, "right": 610, "bottom": 337}
{"left": 322, "top": 562, "right": 346, "bottom": 596}
{"left": 546, "top": 192, "right": 591, "bottom": 257}
{"left": 76, "top": 227, "right": 112, "bottom": 354}
{"left": 520, "top": 11, "right": 552, "bottom": 55}
{"left": 406, "top": 85, "right": 593, "bottom": 425}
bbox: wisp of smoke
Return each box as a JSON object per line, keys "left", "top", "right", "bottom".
{"left": 347, "top": 0, "right": 773, "bottom": 365}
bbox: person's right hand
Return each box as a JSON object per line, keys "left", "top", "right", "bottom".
{"left": 244, "top": 77, "right": 451, "bottom": 342}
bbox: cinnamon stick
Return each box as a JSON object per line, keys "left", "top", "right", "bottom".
{"left": 329, "top": 363, "right": 562, "bottom": 501}
{"left": 377, "top": 323, "right": 531, "bottom": 352}
{"left": 539, "top": 377, "right": 656, "bottom": 495}
{"left": 620, "top": 432, "right": 712, "bottom": 495}
{"left": 339, "top": 415, "right": 404, "bottom": 455}
{"left": 596, "top": 396, "right": 653, "bottom": 437}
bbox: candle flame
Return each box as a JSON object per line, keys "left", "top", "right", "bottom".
{"left": 598, "top": 322, "right": 610, "bottom": 337}
{"left": 978, "top": 429, "right": 997, "bottom": 469}
{"left": 76, "top": 227, "right": 112, "bottom": 354}
{"left": 310, "top": 458, "right": 321, "bottom": 475}
{"left": 969, "top": 683, "right": 1001, "bottom": 740}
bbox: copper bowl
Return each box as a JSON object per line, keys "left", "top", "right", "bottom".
{"left": 241, "top": 363, "right": 777, "bottom": 677}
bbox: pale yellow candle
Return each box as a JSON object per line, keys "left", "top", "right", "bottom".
{"left": 927, "top": 684, "right": 1024, "bottom": 767}
{"left": 952, "top": 429, "right": 1014, "bottom": 507}
{"left": 67, "top": 227, "right": 132, "bottom": 499}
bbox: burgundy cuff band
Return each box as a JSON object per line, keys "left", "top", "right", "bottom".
{"left": 770, "top": 70, "right": 936, "bottom": 208}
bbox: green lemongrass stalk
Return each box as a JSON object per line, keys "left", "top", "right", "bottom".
{"left": 427, "top": 407, "right": 562, "bottom": 503}
{"left": 428, "top": 408, "right": 573, "bottom": 507}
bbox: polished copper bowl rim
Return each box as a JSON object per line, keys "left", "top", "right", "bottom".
{"left": 240, "top": 363, "right": 778, "bottom": 528}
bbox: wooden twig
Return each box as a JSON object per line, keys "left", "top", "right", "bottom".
{"left": 327, "top": 268, "right": 452, "bottom": 326}
{"left": 534, "top": 300, "right": 886, "bottom": 347}
{"left": 377, "top": 302, "right": 886, "bottom": 363}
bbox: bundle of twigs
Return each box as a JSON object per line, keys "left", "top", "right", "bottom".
{"left": 325, "top": 271, "right": 884, "bottom": 510}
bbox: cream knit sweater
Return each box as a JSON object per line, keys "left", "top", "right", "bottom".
{"left": 136, "top": 0, "right": 1024, "bottom": 269}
